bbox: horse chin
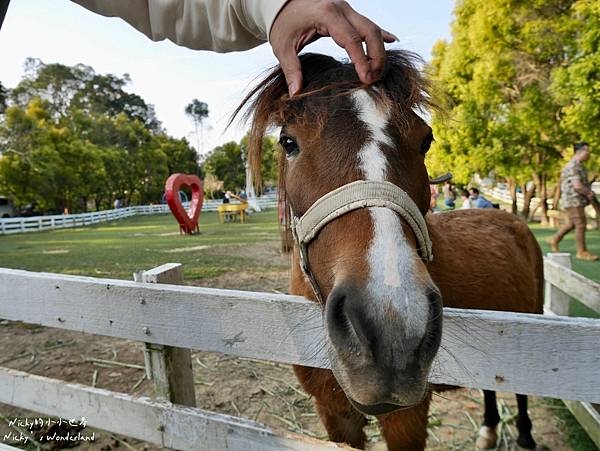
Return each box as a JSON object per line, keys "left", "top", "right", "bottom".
{"left": 348, "top": 397, "right": 408, "bottom": 416}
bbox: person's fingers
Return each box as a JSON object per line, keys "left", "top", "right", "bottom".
{"left": 273, "top": 44, "right": 304, "bottom": 97}
{"left": 336, "top": 2, "right": 397, "bottom": 82}
{"left": 325, "top": 13, "right": 371, "bottom": 83}
{"left": 382, "top": 29, "right": 398, "bottom": 43}
{"left": 343, "top": 9, "right": 386, "bottom": 80}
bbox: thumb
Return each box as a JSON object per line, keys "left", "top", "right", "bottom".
{"left": 275, "top": 46, "right": 304, "bottom": 97}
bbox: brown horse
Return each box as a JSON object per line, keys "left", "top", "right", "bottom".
{"left": 234, "top": 51, "right": 543, "bottom": 450}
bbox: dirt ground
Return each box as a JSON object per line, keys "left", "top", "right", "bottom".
{"left": 0, "top": 241, "right": 586, "bottom": 450}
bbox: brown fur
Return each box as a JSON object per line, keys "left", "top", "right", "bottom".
{"left": 233, "top": 51, "right": 543, "bottom": 450}
{"left": 427, "top": 209, "right": 544, "bottom": 313}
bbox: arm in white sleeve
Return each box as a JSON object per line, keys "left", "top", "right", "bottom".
{"left": 71, "top": 0, "right": 289, "bottom": 52}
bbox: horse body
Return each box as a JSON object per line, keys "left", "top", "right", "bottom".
{"left": 427, "top": 209, "right": 544, "bottom": 315}
{"left": 236, "top": 50, "right": 542, "bottom": 450}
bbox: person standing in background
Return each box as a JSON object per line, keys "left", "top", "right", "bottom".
{"left": 549, "top": 142, "right": 598, "bottom": 261}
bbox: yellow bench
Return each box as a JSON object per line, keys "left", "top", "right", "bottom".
{"left": 217, "top": 203, "right": 248, "bottom": 224}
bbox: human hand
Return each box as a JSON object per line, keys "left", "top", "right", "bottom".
{"left": 270, "top": 0, "right": 397, "bottom": 96}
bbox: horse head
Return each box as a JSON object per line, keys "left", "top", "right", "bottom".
{"left": 236, "top": 50, "right": 442, "bottom": 416}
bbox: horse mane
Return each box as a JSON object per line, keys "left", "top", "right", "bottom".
{"left": 230, "top": 50, "right": 433, "bottom": 190}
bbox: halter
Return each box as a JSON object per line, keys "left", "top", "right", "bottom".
{"left": 290, "top": 180, "right": 433, "bottom": 303}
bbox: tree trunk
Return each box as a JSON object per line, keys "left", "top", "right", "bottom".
{"left": 520, "top": 183, "right": 535, "bottom": 220}
{"left": 531, "top": 172, "right": 549, "bottom": 225}
{"left": 94, "top": 196, "right": 103, "bottom": 211}
{"left": 551, "top": 184, "right": 560, "bottom": 210}
{"left": 508, "top": 177, "right": 518, "bottom": 215}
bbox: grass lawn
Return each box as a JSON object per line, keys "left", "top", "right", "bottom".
{"left": 531, "top": 222, "right": 600, "bottom": 319}
{"left": 0, "top": 210, "right": 286, "bottom": 282}
{"left": 0, "top": 208, "right": 597, "bottom": 284}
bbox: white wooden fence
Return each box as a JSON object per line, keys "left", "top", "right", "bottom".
{"left": 544, "top": 253, "right": 600, "bottom": 448}
{"left": 0, "top": 257, "right": 598, "bottom": 449}
{"left": 0, "top": 196, "right": 278, "bottom": 235}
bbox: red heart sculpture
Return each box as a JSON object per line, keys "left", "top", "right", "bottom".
{"left": 165, "top": 173, "right": 204, "bottom": 234}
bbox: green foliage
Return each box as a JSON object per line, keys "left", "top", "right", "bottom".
{"left": 0, "top": 60, "right": 199, "bottom": 213}
{"left": 428, "top": 0, "right": 578, "bottom": 190}
{"left": 202, "top": 135, "right": 279, "bottom": 193}
{"left": 11, "top": 58, "right": 161, "bottom": 132}
{"left": 202, "top": 141, "right": 245, "bottom": 192}
{"left": 551, "top": 0, "right": 600, "bottom": 170}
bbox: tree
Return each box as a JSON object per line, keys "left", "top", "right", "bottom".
{"left": 202, "top": 141, "right": 245, "bottom": 192}
{"left": 551, "top": 0, "right": 600, "bottom": 167}
{"left": 10, "top": 58, "right": 161, "bottom": 132}
{"left": 185, "top": 99, "right": 209, "bottom": 154}
{"left": 0, "top": 61, "right": 198, "bottom": 213}
{"left": 428, "top": 0, "right": 575, "bottom": 221}
{"left": 157, "top": 135, "right": 201, "bottom": 176}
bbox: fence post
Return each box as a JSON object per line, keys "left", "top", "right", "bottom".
{"left": 544, "top": 253, "right": 571, "bottom": 316}
{"left": 133, "top": 263, "right": 196, "bottom": 409}
{"left": 545, "top": 252, "right": 600, "bottom": 448}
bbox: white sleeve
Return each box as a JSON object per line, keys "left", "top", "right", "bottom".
{"left": 71, "top": 0, "right": 289, "bottom": 52}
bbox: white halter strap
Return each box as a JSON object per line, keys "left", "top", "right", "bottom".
{"left": 290, "top": 180, "right": 433, "bottom": 303}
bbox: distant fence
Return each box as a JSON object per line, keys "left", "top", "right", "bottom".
{"left": 482, "top": 184, "right": 599, "bottom": 220}
{"left": 0, "top": 195, "right": 278, "bottom": 235}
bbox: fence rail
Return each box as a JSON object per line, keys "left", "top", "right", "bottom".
{"left": 0, "top": 256, "right": 599, "bottom": 448}
{"left": 0, "top": 367, "right": 344, "bottom": 450}
{"left": 1, "top": 266, "right": 599, "bottom": 404}
{"left": 0, "top": 196, "right": 278, "bottom": 235}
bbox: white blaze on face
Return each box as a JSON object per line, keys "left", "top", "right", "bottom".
{"left": 352, "top": 89, "right": 429, "bottom": 338}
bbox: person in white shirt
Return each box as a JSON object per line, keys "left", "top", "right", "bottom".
{"left": 67, "top": 0, "right": 396, "bottom": 97}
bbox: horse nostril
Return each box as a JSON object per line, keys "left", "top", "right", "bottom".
{"left": 326, "top": 286, "right": 373, "bottom": 354}
{"left": 422, "top": 289, "right": 443, "bottom": 355}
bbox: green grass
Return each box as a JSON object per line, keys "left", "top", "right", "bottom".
{"left": 532, "top": 223, "right": 600, "bottom": 284}
{"left": 1, "top": 208, "right": 598, "bottom": 285}
{"left": 543, "top": 398, "right": 599, "bottom": 451}
{"left": 530, "top": 223, "right": 600, "bottom": 319}
{"left": 0, "top": 210, "right": 285, "bottom": 282}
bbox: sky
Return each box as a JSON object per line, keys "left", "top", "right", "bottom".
{"left": 0, "top": 1, "right": 455, "bottom": 155}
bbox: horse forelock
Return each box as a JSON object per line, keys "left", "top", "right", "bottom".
{"left": 230, "top": 50, "right": 432, "bottom": 196}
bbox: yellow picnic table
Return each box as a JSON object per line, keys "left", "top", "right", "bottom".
{"left": 217, "top": 202, "right": 248, "bottom": 224}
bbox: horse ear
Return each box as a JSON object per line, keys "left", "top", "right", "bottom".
{"left": 429, "top": 172, "right": 453, "bottom": 184}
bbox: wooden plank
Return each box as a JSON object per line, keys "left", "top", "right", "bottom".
{"left": 135, "top": 264, "right": 196, "bottom": 408}
{"left": 0, "top": 268, "right": 599, "bottom": 403}
{"left": 544, "top": 254, "right": 600, "bottom": 447}
{"left": 544, "top": 253, "right": 572, "bottom": 316}
{"left": 0, "top": 443, "right": 22, "bottom": 451}
{"left": 0, "top": 367, "right": 351, "bottom": 451}
{"left": 564, "top": 400, "right": 600, "bottom": 449}
{"left": 544, "top": 257, "right": 600, "bottom": 314}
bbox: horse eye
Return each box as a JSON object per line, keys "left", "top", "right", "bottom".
{"left": 279, "top": 135, "right": 300, "bottom": 158}
{"left": 420, "top": 133, "right": 434, "bottom": 155}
